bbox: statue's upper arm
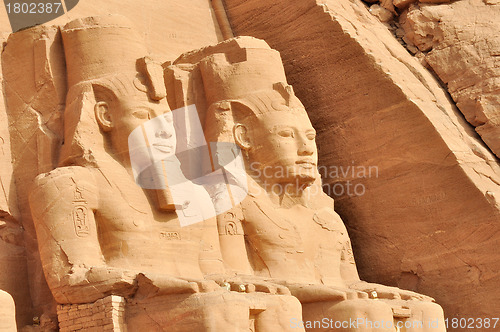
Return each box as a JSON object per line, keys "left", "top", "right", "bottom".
{"left": 29, "top": 167, "right": 104, "bottom": 270}
{"left": 217, "top": 206, "right": 253, "bottom": 274}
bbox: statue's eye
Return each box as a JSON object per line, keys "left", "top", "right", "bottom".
{"left": 306, "top": 132, "right": 316, "bottom": 140}
{"left": 277, "top": 129, "right": 294, "bottom": 138}
{"left": 133, "top": 110, "right": 150, "bottom": 120}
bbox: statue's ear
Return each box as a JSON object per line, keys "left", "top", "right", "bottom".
{"left": 234, "top": 123, "right": 251, "bottom": 150}
{"left": 94, "top": 101, "right": 113, "bottom": 132}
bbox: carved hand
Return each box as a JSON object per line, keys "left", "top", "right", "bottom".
{"left": 58, "top": 266, "right": 138, "bottom": 303}
{"left": 135, "top": 272, "right": 221, "bottom": 298}
{"left": 284, "top": 283, "right": 350, "bottom": 303}
{"left": 66, "top": 268, "right": 222, "bottom": 301}
{"left": 205, "top": 274, "right": 291, "bottom": 295}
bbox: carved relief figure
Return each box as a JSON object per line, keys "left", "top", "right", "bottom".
{"left": 28, "top": 16, "right": 303, "bottom": 331}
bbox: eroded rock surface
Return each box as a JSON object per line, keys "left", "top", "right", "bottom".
{"left": 0, "top": 33, "right": 33, "bottom": 328}
{"left": 223, "top": 0, "right": 500, "bottom": 323}
{"left": 400, "top": 0, "right": 500, "bottom": 158}
{"left": 364, "top": 0, "right": 500, "bottom": 159}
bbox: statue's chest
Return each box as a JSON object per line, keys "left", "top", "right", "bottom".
{"left": 242, "top": 198, "right": 346, "bottom": 256}
{"left": 96, "top": 178, "right": 202, "bottom": 241}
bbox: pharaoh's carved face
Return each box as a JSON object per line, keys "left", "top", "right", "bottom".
{"left": 98, "top": 91, "right": 174, "bottom": 166}
{"left": 247, "top": 110, "right": 318, "bottom": 186}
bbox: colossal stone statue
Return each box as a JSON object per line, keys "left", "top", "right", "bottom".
{"left": 178, "top": 37, "right": 447, "bottom": 331}
{"left": 28, "top": 16, "right": 302, "bottom": 331}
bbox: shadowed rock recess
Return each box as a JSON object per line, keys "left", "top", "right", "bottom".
{"left": 0, "top": 0, "right": 498, "bottom": 331}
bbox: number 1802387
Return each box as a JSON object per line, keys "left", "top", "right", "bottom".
{"left": 445, "top": 317, "right": 499, "bottom": 329}
{"left": 6, "top": 2, "right": 62, "bottom": 14}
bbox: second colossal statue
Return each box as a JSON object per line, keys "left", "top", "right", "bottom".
{"left": 178, "top": 37, "right": 447, "bottom": 331}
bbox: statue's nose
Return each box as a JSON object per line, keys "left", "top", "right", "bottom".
{"left": 155, "top": 130, "right": 172, "bottom": 139}
{"left": 298, "top": 145, "right": 314, "bottom": 156}
{"left": 298, "top": 136, "right": 315, "bottom": 156}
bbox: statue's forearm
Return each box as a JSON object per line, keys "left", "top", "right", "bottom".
{"left": 48, "top": 266, "right": 137, "bottom": 304}
{"left": 52, "top": 266, "right": 204, "bottom": 304}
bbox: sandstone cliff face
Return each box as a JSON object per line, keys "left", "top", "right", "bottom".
{"left": 363, "top": 0, "right": 500, "bottom": 160}
{"left": 223, "top": 0, "right": 500, "bottom": 323}
{"left": 0, "top": 0, "right": 223, "bottom": 61}
{"left": 400, "top": 0, "right": 500, "bottom": 158}
{"left": 0, "top": 33, "right": 33, "bottom": 328}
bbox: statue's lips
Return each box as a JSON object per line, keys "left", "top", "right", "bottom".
{"left": 296, "top": 160, "right": 316, "bottom": 169}
{"left": 152, "top": 143, "right": 174, "bottom": 154}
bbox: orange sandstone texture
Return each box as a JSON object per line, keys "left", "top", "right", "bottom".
{"left": 2, "top": 25, "right": 70, "bottom": 328}
{"left": 0, "top": 0, "right": 223, "bottom": 59}
{"left": 223, "top": 0, "right": 500, "bottom": 324}
{"left": 0, "top": 33, "right": 33, "bottom": 328}
{"left": 400, "top": 0, "right": 500, "bottom": 158}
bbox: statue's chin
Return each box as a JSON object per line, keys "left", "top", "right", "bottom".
{"left": 295, "top": 175, "right": 316, "bottom": 188}
{"left": 291, "top": 168, "right": 317, "bottom": 185}
{"left": 254, "top": 166, "right": 318, "bottom": 190}
{"left": 281, "top": 174, "right": 317, "bottom": 189}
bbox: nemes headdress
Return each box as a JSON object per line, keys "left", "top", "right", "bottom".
{"left": 59, "top": 15, "right": 167, "bottom": 166}
{"left": 186, "top": 36, "right": 306, "bottom": 143}
{"left": 199, "top": 38, "right": 304, "bottom": 114}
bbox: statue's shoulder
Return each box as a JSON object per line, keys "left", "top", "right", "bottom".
{"left": 30, "top": 166, "right": 100, "bottom": 210}
{"left": 33, "top": 166, "right": 98, "bottom": 188}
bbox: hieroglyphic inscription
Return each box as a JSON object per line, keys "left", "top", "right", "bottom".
{"left": 159, "top": 231, "right": 181, "bottom": 240}
{"left": 72, "top": 185, "right": 89, "bottom": 237}
{"left": 225, "top": 221, "right": 237, "bottom": 235}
